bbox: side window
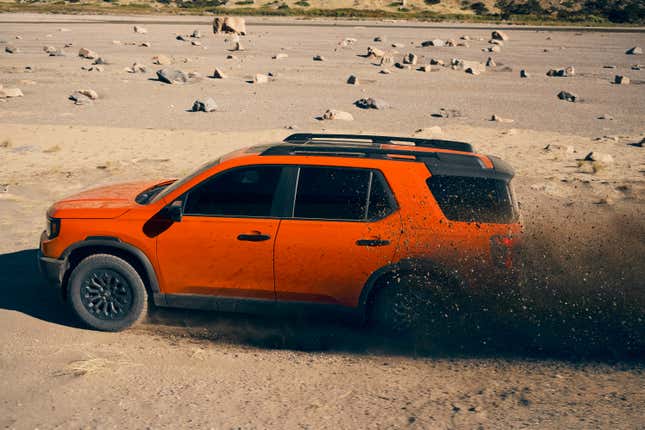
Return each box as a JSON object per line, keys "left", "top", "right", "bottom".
{"left": 293, "top": 167, "right": 395, "bottom": 221}
{"left": 184, "top": 166, "right": 282, "bottom": 217}
{"left": 367, "top": 174, "right": 395, "bottom": 220}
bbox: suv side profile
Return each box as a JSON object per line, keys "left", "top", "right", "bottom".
{"left": 39, "top": 133, "right": 521, "bottom": 332}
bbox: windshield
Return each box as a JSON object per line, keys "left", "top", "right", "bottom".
{"left": 150, "top": 158, "right": 221, "bottom": 203}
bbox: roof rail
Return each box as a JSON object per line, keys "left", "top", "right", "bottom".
{"left": 283, "top": 133, "right": 474, "bottom": 153}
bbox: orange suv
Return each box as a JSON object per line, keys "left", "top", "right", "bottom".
{"left": 39, "top": 133, "right": 521, "bottom": 331}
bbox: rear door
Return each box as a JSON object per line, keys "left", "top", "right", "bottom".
{"left": 274, "top": 166, "right": 402, "bottom": 308}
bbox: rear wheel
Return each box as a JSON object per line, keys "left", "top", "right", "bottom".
{"left": 68, "top": 254, "right": 148, "bottom": 332}
{"left": 369, "top": 271, "right": 466, "bottom": 336}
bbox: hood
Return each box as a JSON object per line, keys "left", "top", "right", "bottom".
{"left": 47, "top": 180, "right": 165, "bottom": 219}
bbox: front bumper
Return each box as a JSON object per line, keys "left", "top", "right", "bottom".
{"left": 38, "top": 250, "right": 66, "bottom": 290}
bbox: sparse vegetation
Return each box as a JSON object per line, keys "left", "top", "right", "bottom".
{"left": 294, "top": 0, "right": 310, "bottom": 6}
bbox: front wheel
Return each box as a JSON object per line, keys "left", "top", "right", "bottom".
{"left": 68, "top": 254, "right": 148, "bottom": 332}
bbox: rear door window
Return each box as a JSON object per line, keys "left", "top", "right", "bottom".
{"left": 293, "top": 167, "right": 395, "bottom": 221}
{"left": 426, "top": 175, "right": 517, "bottom": 223}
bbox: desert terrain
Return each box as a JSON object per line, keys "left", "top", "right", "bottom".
{"left": 1, "top": 14, "right": 644, "bottom": 429}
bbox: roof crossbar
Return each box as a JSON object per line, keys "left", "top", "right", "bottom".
{"left": 261, "top": 144, "right": 439, "bottom": 159}
{"left": 283, "top": 133, "right": 474, "bottom": 153}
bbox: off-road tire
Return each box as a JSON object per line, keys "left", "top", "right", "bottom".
{"left": 369, "top": 271, "right": 466, "bottom": 336}
{"left": 68, "top": 254, "right": 148, "bottom": 332}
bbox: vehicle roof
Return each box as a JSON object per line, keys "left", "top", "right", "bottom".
{"left": 227, "top": 133, "right": 514, "bottom": 181}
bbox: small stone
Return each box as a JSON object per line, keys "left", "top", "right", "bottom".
{"left": 631, "top": 64, "right": 642, "bottom": 70}
{"left": 176, "top": 35, "right": 188, "bottom": 41}
{"left": 192, "top": 97, "right": 217, "bottom": 112}
{"left": 547, "top": 66, "right": 574, "bottom": 77}
{"left": 367, "top": 46, "right": 385, "bottom": 58}
{"left": 191, "top": 29, "right": 202, "bottom": 38}
{"left": 156, "top": 68, "right": 189, "bottom": 84}
{"left": 5, "top": 45, "right": 19, "bottom": 54}
{"left": 0, "top": 88, "right": 23, "bottom": 98}
{"left": 112, "top": 40, "right": 121, "bottom": 45}
{"left": 380, "top": 69, "right": 391, "bottom": 74}
{"left": 614, "top": 75, "right": 630, "bottom": 85}
{"left": 391, "top": 42, "right": 404, "bottom": 48}
{"left": 520, "top": 69, "right": 529, "bottom": 78}
{"left": 321, "top": 109, "right": 354, "bottom": 121}
{"left": 272, "top": 53, "right": 288, "bottom": 59}
{"left": 127, "top": 63, "right": 147, "bottom": 73}
{"left": 489, "top": 39, "right": 504, "bottom": 46}
{"left": 395, "top": 62, "right": 411, "bottom": 70}
{"left": 432, "top": 108, "right": 462, "bottom": 118}
{"left": 625, "top": 46, "right": 642, "bottom": 55}
{"left": 485, "top": 57, "right": 496, "bottom": 67}
{"left": 192, "top": 40, "right": 202, "bottom": 46}
{"left": 78, "top": 47, "right": 99, "bottom": 59}
{"left": 491, "top": 30, "right": 510, "bottom": 41}
{"left": 491, "top": 114, "right": 514, "bottom": 123}
{"left": 254, "top": 73, "right": 269, "bottom": 84}
{"left": 77, "top": 89, "right": 98, "bottom": 100}
{"left": 429, "top": 58, "right": 444, "bottom": 66}
{"left": 134, "top": 25, "right": 148, "bottom": 34}
{"left": 93, "top": 57, "right": 109, "bottom": 65}
{"left": 69, "top": 92, "right": 92, "bottom": 105}
{"left": 421, "top": 39, "right": 444, "bottom": 47}
{"left": 597, "top": 114, "right": 613, "bottom": 120}
{"left": 313, "top": 55, "right": 325, "bottom": 61}
{"left": 465, "top": 67, "right": 480, "bottom": 75}
{"left": 557, "top": 91, "right": 577, "bottom": 102}
{"left": 487, "top": 45, "right": 501, "bottom": 53}
{"left": 355, "top": 97, "right": 390, "bottom": 110}
{"left": 373, "top": 36, "right": 384, "bottom": 42}
{"left": 140, "top": 42, "right": 151, "bottom": 48}
{"left": 403, "top": 52, "right": 417, "bottom": 65}
{"left": 347, "top": 74, "right": 359, "bottom": 85}
{"left": 603, "top": 65, "right": 616, "bottom": 69}
{"left": 415, "top": 126, "right": 443, "bottom": 136}
{"left": 233, "top": 41, "right": 243, "bottom": 51}
{"left": 212, "top": 68, "right": 227, "bottom": 79}
{"left": 417, "top": 65, "right": 433, "bottom": 72}
{"left": 58, "top": 27, "right": 71, "bottom": 32}
{"left": 584, "top": 151, "right": 614, "bottom": 164}
{"left": 152, "top": 55, "right": 172, "bottom": 65}
{"left": 445, "top": 39, "right": 457, "bottom": 47}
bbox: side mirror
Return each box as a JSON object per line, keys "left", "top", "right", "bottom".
{"left": 163, "top": 201, "right": 183, "bottom": 222}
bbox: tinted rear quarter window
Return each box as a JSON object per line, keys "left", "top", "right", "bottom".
{"left": 427, "top": 175, "right": 517, "bottom": 223}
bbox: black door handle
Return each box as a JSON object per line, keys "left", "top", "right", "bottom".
{"left": 356, "top": 239, "right": 390, "bottom": 247}
{"left": 237, "top": 234, "right": 271, "bottom": 242}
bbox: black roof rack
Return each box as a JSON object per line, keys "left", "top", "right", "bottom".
{"left": 283, "top": 133, "right": 474, "bottom": 153}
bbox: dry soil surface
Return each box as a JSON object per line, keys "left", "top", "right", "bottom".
{"left": 0, "top": 14, "right": 644, "bottom": 429}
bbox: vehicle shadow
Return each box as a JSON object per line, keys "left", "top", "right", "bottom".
{"left": 1, "top": 249, "right": 642, "bottom": 362}
{"left": 0, "top": 249, "right": 80, "bottom": 328}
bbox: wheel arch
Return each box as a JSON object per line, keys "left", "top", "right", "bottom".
{"left": 60, "top": 237, "right": 160, "bottom": 300}
{"left": 358, "top": 258, "right": 467, "bottom": 314}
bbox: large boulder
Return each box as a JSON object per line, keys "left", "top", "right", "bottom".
{"left": 78, "top": 47, "right": 99, "bottom": 59}
{"left": 213, "top": 17, "right": 246, "bottom": 35}
{"left": 625, "top": 46, "right": 642, "bottom": 55}
{"left": 491, "top": 30, "right": 509, "bottom": 41}
{"left": 192, "top": 98, "right": 217, "bottom": 112}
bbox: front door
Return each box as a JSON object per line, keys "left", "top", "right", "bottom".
{"left": 274, "top": 166, "right": 402, "bottom": 307}
{"left": 156, "top": 165, "right": 284, "bottom": 299}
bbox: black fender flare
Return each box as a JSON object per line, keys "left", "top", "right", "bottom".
{"left": 60, "top": 236, "right": 160, "bottom": 293}
{"left": 358, "top": 258, "right": 467, "bottom": 313}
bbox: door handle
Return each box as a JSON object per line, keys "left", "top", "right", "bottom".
{"left": 237, "top": 233, "right": 271, "bottom": 242}
{"left": 356, "top": 239, "right": 390, "bottom": 247}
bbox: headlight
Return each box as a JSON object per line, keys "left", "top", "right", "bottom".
{"left": 46, "top": 217, "right": 61, "bottom": 239}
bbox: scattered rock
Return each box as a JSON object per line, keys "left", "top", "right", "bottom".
{"left": 81, "top": 65, "right": 104, "bottom": 72}
{"left": 395, "top": 62, "right": 411, "bottom": 70}
{"left": 93, "top": 57, "right": 109, "bottom": 65}
{"left": 485, "top": 57, "right": 496, "bottom": 67}
{"left": 133, "top": 25, "right": 147, "bottom": 34}
{"left": 176, "top": 35, "right": 188, "bottom": 42}
{"left": 625, "top": 46, "right": 642, "bottom": 55}
{"left": 421, "top": 39, "right": 444, "bottom": 47}
{"left": 355, "top": 97, "right": 390, "bottom": 109}
{"left": 77, "top": 89, "right": 98, "bottom": 100}
{"left": 347, "top": 74, "right": 359, "bottom": 85}
{"left": 321, "top": 109, "right": 354, "bottom": 121}
{"left": 379, "top": 55, "right": 394, "bottom": 66}
{"left": 491, "top": 30, "right": 509, "bottom": 41}
{"left": 557, "top": 91, "right": 577, "bottom": 102}
{"left": 403, "top": 52, "right": 417, "bottom": 65}
{"left": 603, "top": 65, "right": 616, "bottom": 69}
{"left": 213, "top": 16, "right": 247, "bottom": 35}
{"left": 192, "top": 41, "right": 202, "bottom": 47}
{"left": 429, "top": 58, "right": 444, "bottom": 66}
{"left": 520, "top": 69, "right": 529, "bottom": 78}
{"left": 597, "top": 114, "right": 613, "bottom": 120}
{"left": 380, "top": 69, "right": 391, "bottom": 74}
{"left": 489, "top": 39, "right": 504, "bottom": 46}
{"left": 112, "top": 40, "right": 121, "bottom": 45}
{"left": 460, "top": 35, "right": 471, "bottom": 40}
{"left": 68, "top": 92, "right": 93, "bottom": 105}
{"left": 584, "top": 151, "right": 614, "bottom": 164}
{"left": 191, "top": 29, "right": 202, "bottom": 38}
{"left": 0, "top": 88, "right": 23, "bottom": 98}
{"left": 58, "top": 27, "right": 71, "bottom": 32}
{"left": 415, "top": 126, "right": 443, "bottom": 136}
{"left": 313, "top": 55, "right": 325, "bottom": 61}
{"left": 156, "top": 68, "right": 189, "bottom": 84}
{"left": 391, "top": 42, "right": 404, "bottom": 48}
{"left": 432, "top": 108, "right": 462, "bottom": 118}
{"left": 78, "top": 48, "right": 98, "bottom": 59}
{"left": 126, "top": 63, "right": 147, "bottom": 73}
{"left": 445, "top": 39, "right": 456, "bottom": 47}
{"left": 367, "top": 46, "right": 385, "bottom": 58}
{"left": 254, "top": 73, "right": 269, "bottom": 84}
{"left": 272, "top": 53, "right": 288, "bottom": 59}
{"left": 631, "top": 64, "right": 642, "bottom": 70}
{"left": 614, "top": 75, "right": 630, "bottom": 85}
{"left": 491, "top": 114, "right": 514, "bottom": 123}
{"left": 5, "top": 45, "right": 19, "bottom": 54}
{"left": 152, "top": 54, "right": 173, "bottom": 65}
{"left": 233, "top": 41, "right": 243, "bottom": 51}
{"left": 546, "top": 66, "right": 575, "bottom": 77}
{"left": 140, "top": 42, "right": 151, "bottom": 48}
{"left": 192, "top": 97, "right": 217, "bottom": 112}
{"left": 486, "top": 45, "right": 502, "bottom": 53}
{"left": 212, "top": 68, "right": 227, "bottom": 79}
{"left": 628, "top": 137, "right": 644, "bottom": 147}
{"left": 373, "top": 36, "right": 384, "bottom": 42}
{"left": 417, "top": 65, "right": 433, "bottom": 72}
{"left": 465, "top": 67, "right": 480, "bottom": 75}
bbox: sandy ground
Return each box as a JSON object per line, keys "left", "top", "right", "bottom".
{"left": 1, "top": 14, "right": 644, "bottom": 429}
